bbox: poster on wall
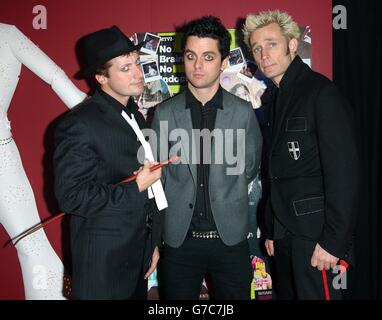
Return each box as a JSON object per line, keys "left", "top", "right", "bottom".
{"left": 133, "top": 25, "right": 311, "bottom": 111}
{"left": 134, "top": 25, "right": 312, "bottom": 300}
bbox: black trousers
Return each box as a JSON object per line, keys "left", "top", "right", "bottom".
{"left": 130, "top": 275, "right": 148, "bottom": 300}
{"left": 273, "top": 235, "right": 343, "bottom": 300}
{"left": 159, "top": 238, "right": 252, "bottom": 300}
{"left": 72, "top": 276, "right": 147, "bottom": 300}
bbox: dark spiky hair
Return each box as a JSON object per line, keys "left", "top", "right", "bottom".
{"left": 181, "top": 16, "right": 231, "bottom": 60}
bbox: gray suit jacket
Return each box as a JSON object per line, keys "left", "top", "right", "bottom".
{"left": 151, "top": 89, "right": 262, "bottom": 247}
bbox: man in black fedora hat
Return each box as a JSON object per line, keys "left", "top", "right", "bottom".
{"left": 53, "top": 26, "right": 164, "bottom": 299}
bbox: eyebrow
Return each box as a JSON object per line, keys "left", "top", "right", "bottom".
{"left": 123, "top": 56, "right": 140, "bottom": 65}
{"left": 121, "top": 62, "right": 134, "bottom": 66}
{"left": 120, "top": 60, "right": 138, "bottom": 69}
{"left": 184, "top": 49, "right": 217, "bottom": 55}
{"left": 251, "top": 38, "right": 278, "bottom": 48}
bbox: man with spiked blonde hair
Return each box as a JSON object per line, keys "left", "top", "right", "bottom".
{"left": 243, "top": 10, "right": 360, "bottom": 299}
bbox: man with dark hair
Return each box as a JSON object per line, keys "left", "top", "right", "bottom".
{"left": 54, "top": 26, "right": 165, "bottom": 299}
{"left": 152, "top": 16, "right": 262, "bottom": 300}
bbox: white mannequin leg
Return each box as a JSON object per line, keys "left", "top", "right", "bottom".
{"left": 0, "top": 137, "right": 65, "bottom": 299}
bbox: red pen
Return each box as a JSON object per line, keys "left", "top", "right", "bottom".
{"left": 120, "top": 155, "right": 179, "bottom": 183}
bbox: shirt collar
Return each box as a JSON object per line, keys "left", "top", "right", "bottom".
{"left": 278, "top": 55, "right": 305, "bottom": 91}
{"left": 185, "top": 86, "right": 223, "bottom": 110}
{"left": 98, "top": 89, "right": 137, "bottom": 115}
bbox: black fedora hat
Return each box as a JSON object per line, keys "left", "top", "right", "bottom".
{"left": 77, "top": 25, "right": 142, "bottom": 78}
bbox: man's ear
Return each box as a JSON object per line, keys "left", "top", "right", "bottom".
{"left": 95, "top": 74, "right": 107, "bottom": 86}
{"left": 288, "top": 38, "right": 299, "bottom": 55}
{"left": 221, "top": 56, "right": 229, "bottom": 72}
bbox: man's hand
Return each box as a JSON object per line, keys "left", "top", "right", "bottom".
{"left": 265, "top": 239, "right": 274, "bottom": 256}
{"left": 136, "top": 160, "right": 161, "bottom": 192}
{"left": 311, "top": 243, "right": 339, "bottom": 271}
{"left": 144, "top": 246, "right": 160, "bottom": 279}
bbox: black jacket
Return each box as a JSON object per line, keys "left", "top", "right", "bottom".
{"left": 265, "top": 56, "right": 360, "bottom": 260}
{"left": 54, "top": 91, "right": 161, "bottom": 299}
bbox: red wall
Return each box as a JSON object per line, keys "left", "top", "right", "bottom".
{"left": 0, "top": 0, "right": 332, "bottom": 299}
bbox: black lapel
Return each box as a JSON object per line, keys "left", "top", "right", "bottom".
{"left": 172, "top": 92, "right": 197, "bottom": 183}
{"left": 271, "top": 86, "right": 297, "bottom": 150}
{"left": 271, "top": 56, "right": 305, "bottom": 150}
{"left": 92, "top": 92, "right": 141, "bottom": 140}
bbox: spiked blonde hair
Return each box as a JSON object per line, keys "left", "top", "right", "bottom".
{"left": 243, "top": 10, "right": 301, "bottom": 48}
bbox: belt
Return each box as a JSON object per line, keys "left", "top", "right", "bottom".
{"left": 190, "top": 230, "right": 220, "bottom": 239}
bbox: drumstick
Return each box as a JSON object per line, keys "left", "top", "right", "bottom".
{"left": 120, "top": 155, "right": 179, "bottom": 183}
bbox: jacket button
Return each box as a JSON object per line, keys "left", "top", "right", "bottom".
{"left": 272, "top": 176, "right": 279, "bottom": 181}
{"left": 189, "top": 203, "right": 193, "bottom": 209}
